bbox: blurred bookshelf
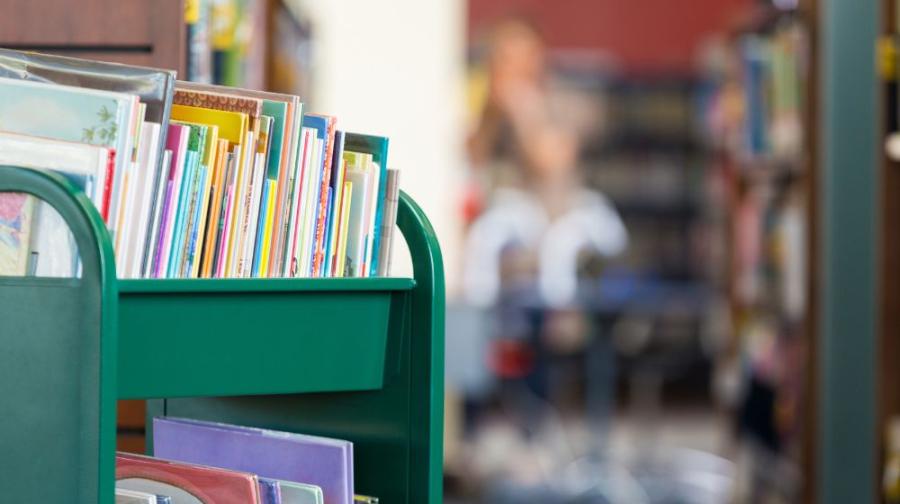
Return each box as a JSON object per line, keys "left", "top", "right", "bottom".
{"left": 694, "top": 0, "right": 820, "bottom": 501}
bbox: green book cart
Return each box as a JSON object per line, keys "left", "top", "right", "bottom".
{"left": 0, "top": 165, "right": 445, "bottom": 503}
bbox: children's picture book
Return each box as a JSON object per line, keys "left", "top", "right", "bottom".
{"left": 0, "top": 132, "right": 113, "bottom": 276}
{"left": 0, "top": 191, "right": 33, "bottom": 276}
{"left": 0, "top": 47, "right": 175, "bottom": 169}
{"left": 0, "top": 76, "right": 138, "bottom": 237}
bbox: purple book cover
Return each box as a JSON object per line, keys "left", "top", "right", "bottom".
{"left": 153, "top": 417, "right": 353, "bottom": 504}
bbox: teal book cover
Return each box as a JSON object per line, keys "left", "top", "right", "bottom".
{"left": 0, "top": 77, "right": 136, "bottom": 239}
{"left": 343, "top": 133, "right": 389, "bottom": 277}
{"left": 262, "top": 100, "right": 288, "bottom": 180}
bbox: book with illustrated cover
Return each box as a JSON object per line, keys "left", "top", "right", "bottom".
{"left": 0, "top": 47, "right": 175, "bottom": 176}
{"left": 0, "top": 191, "right": 33, "bottom": 276}
{"left": 0, "top": 132, "right": 113, "bottom": 277}
{"left": 116, "top": 452, "right": 261, "bottom": 504}
{"left": 0, "top": 76, "right": 139, "bottom": 240}
{"left": 153, "top": 417, "right": 353, "bottom": 504}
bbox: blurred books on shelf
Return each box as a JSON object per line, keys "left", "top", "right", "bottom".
{"left": 184, "top": 0, "right": 313, "bottom": 97}
{"left": 0, "top": 50, "right": 400, "bottom": 280}
{"left": 697, "top": 10, "right": 811, "bottom": 499}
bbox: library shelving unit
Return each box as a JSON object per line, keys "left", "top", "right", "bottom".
{"left": 699, "top": 0, "right": 820, "bottom": 500}
{"left": 0, "top": 165, "right": 445, "bottom": 503}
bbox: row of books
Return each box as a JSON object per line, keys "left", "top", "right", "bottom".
{"left": 0, "top": 49, "right": 400, "bottom": 279}
{"left": 700, "top": 20, "right": 807, "bottom": 163}
{"left": 184, "top": 0, "right": 267, "bottom": 87}
{"left": 116, "top": 417, "right": 375, "bottom": 504}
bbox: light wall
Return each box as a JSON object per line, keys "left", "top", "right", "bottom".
{"left": 288, "top": 0, "right": 467, "bottom": 289}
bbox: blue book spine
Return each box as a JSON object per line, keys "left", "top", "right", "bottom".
{"left": 251, "top": 179, "right": 270, "bottom": 277}
{"left": 320, "top": 186, "right": 334, "bottom": 277}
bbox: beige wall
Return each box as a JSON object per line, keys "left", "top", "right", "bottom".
{"left": 288, "top": 0, "right": 466, "bottom": 290}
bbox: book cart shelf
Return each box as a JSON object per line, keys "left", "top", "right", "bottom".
{"left": 0, "top": 165, "right": 445, "bottom": 503}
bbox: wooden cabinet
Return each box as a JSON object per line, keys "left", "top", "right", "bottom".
{"left": 0, "top": 0, "right": 184, "bottom": 73}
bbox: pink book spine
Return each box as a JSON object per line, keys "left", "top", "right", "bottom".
{"left": 287, "top": 132, "right": 312, "bottom": 277}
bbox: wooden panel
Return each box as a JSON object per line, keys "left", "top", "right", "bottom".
{"left": 148, "top": 0, "right": 185, "bottom": 74}
{"left": 0, "top": 0, "right": 185, "bottom": 75}
{"left": 18, "top": 50, "right": 159, "bottom": 68}
{"left": 879, "top": 0, "right": 900, "bottom": 501}
{"left": 116, "top": 433, "right": 146, "bottom": 454}
{"left": 117, "top": 400, "right": 146, "bottom": 430}
{"left": 801, "top": 1, "right": 820, "bottom": 502}
{"left": 0, "top": 0, "right": 154, "bottom": 46}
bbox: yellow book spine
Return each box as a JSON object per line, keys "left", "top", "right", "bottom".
{"left": 259, "top": 179, "right": 277, "bottom": 277}
{"left": 335, "top": 181, "right": 354, "bottom": 277}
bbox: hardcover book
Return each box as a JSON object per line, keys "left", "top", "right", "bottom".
{"left": 0, "top": 76, "right": 138, "bottom": 237}
{"left": 0, "top": 132, "right": 113, "bottom": 276}
{"left": 0, "top": 48, "right": 175, "bottom": 168}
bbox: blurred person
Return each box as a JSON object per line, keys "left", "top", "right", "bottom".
{"left": 457, "top": 15, "right": 630, "bottom": 502}
{"left": 464, "top": 15, "right": 626, "bottom": 309}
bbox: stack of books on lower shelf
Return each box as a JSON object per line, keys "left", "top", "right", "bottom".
{"left": 0, "top": 49, "right": 400, "bottom": 280}
{"left": 116, "top": 417, "right": 376, "bottom": 504}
